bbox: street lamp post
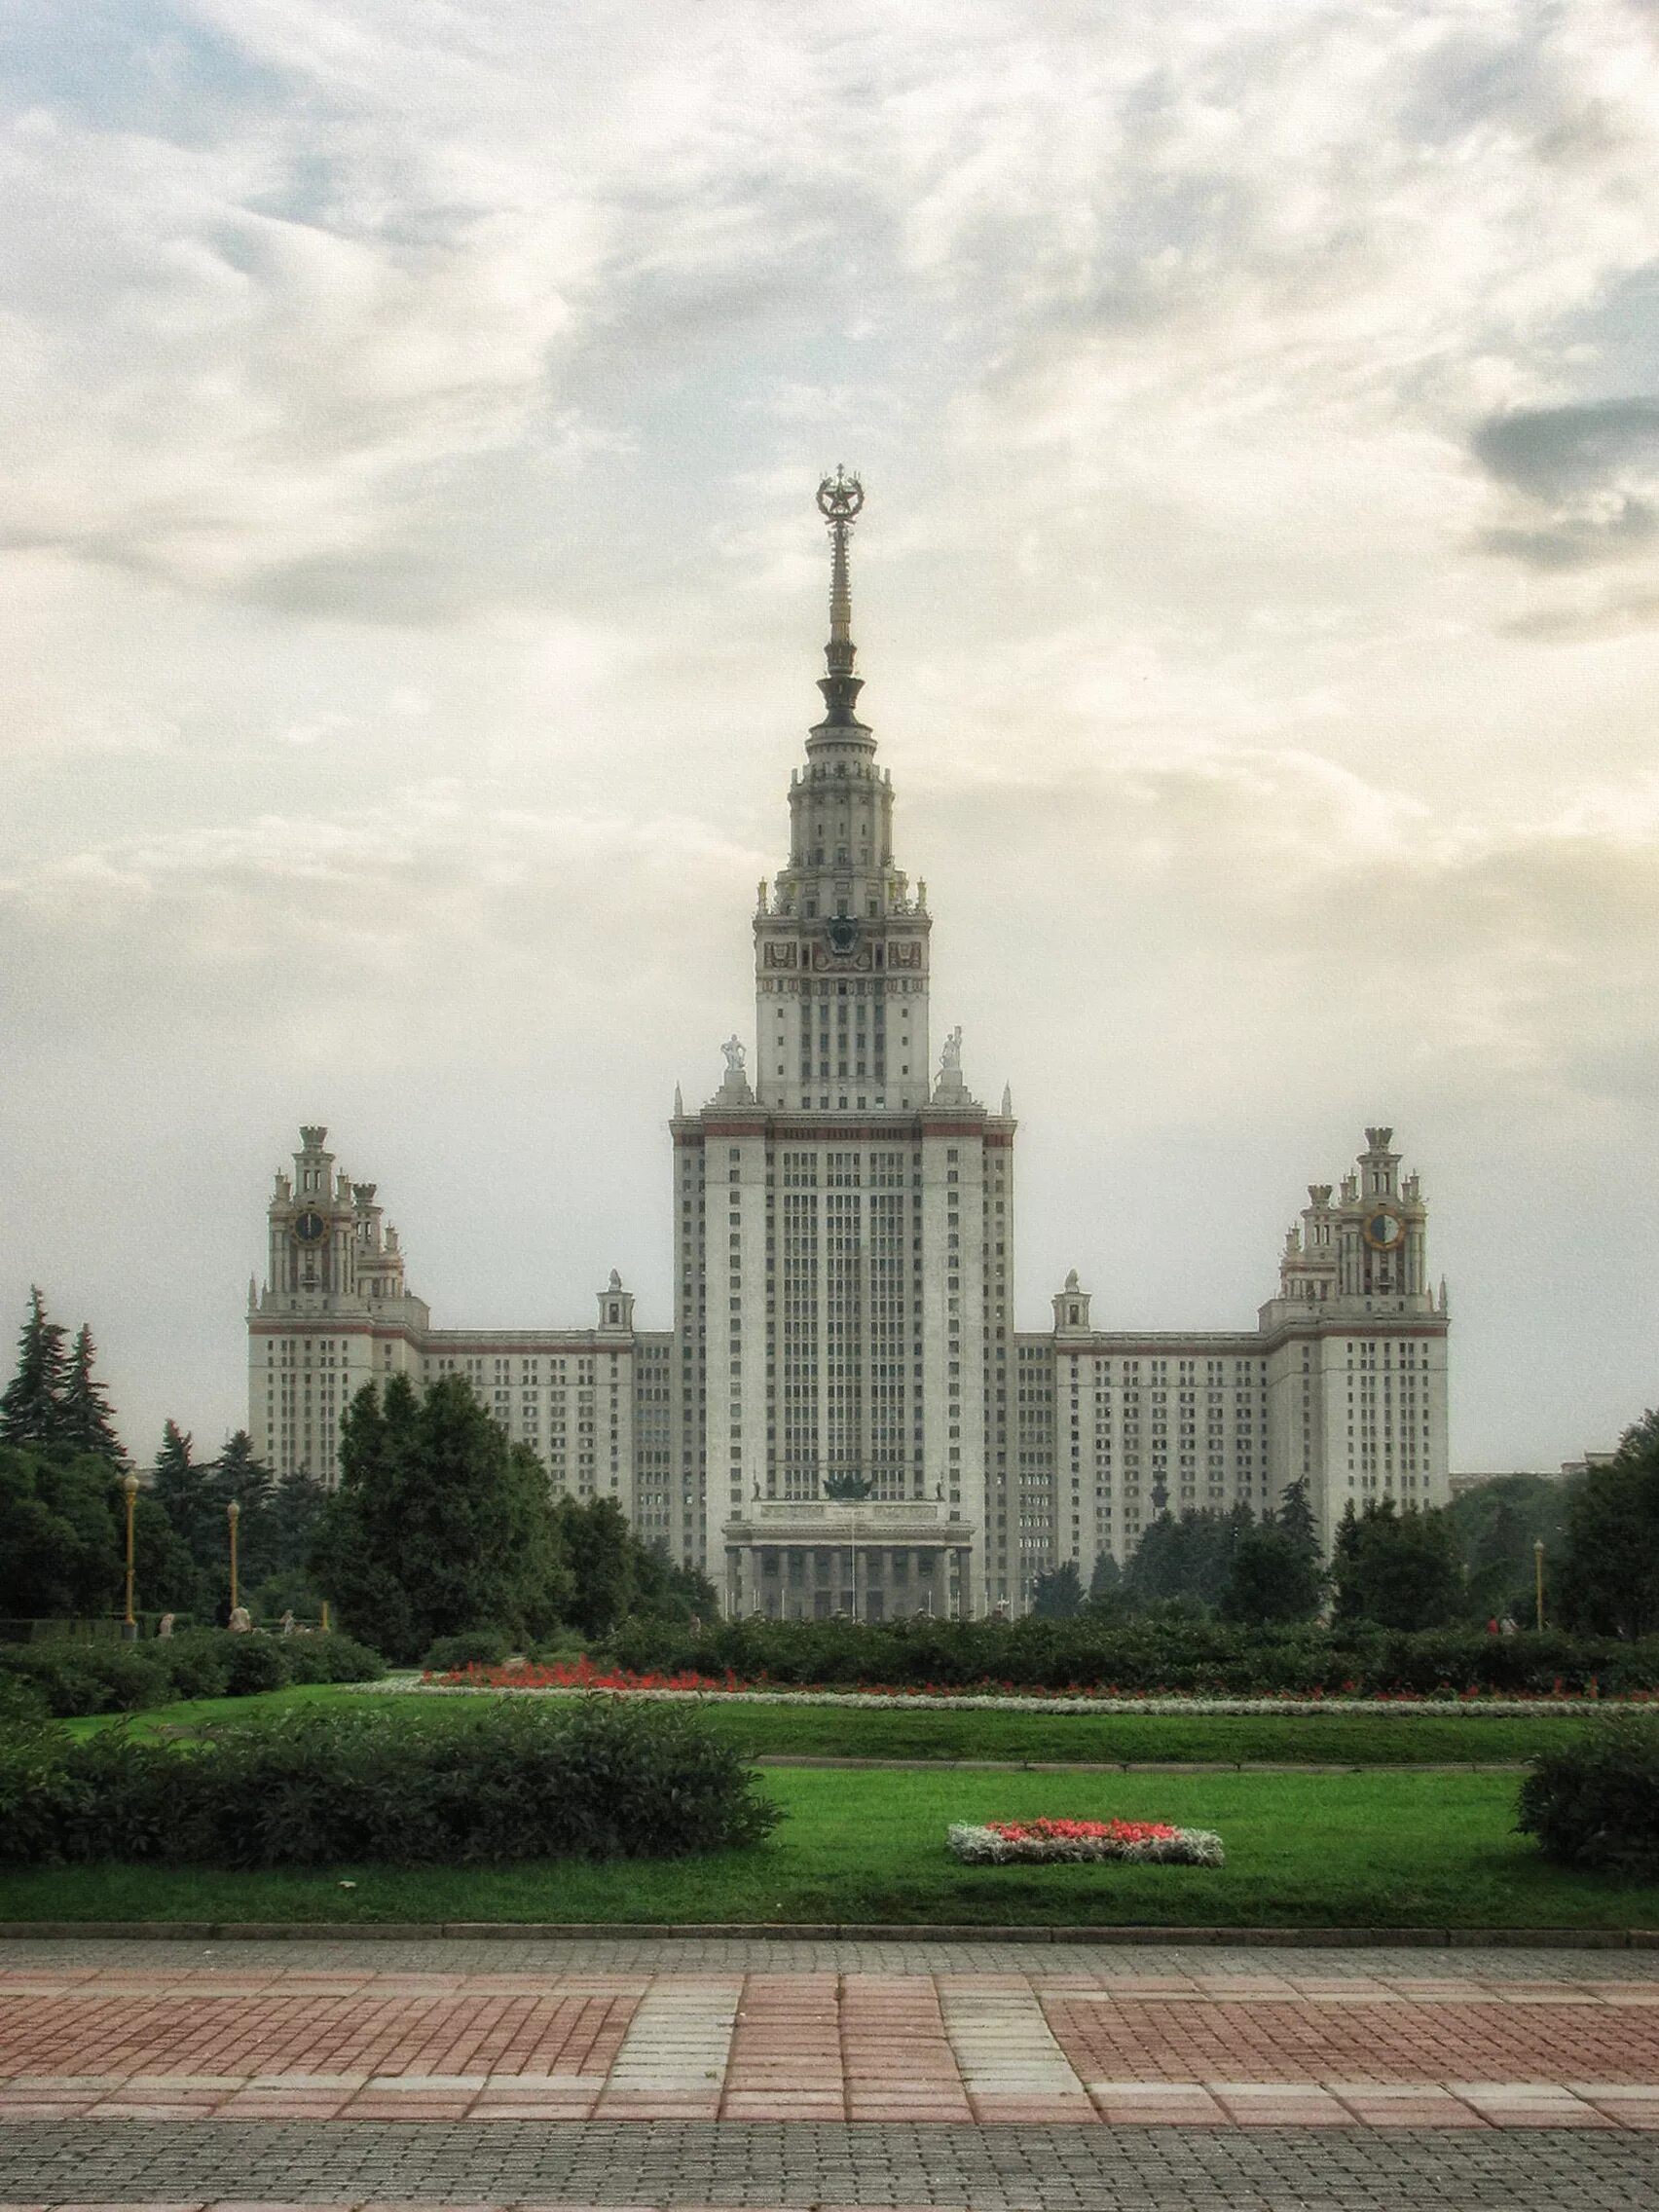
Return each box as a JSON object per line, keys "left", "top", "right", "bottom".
{"left": 121, "top": 1474, "right": 139, "bottom": 1641}
{"left": 1533, "top": 1537, "right": 1545, "bottom": 1633}
{"left": 228, "top": 1498, "right": 241, "bottom": 1615}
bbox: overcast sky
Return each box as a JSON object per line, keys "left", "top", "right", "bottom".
{"left": 5, "top": 0, "right": 1658, "bottom": 1475}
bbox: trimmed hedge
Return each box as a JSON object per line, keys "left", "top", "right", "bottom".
{"left": 1518, "top": 1713, "right": 1659, "bottom": 1879}
{"left": 606, "top": 1614, "right": 1659, "bottom": 1699}
{"left": 0, "top": 1629, "right": 384, "bottom": 1717}
{"left": 0, "top": 1697, "right": 780, "bottom": 1867}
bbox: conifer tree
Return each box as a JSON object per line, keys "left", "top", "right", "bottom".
{"left": 1275, "top": 1475, "right": 1319, "bottom": 1557}
{"left": 1087, "top": 1549, "right": 1123, "bottom": 1605}
{"left": 0, "top": 1288, "right": 70, "bottom": 1450}
{"left": 58, "top": 1324, "right": 126, "bottom": 1464}
{"left": 1029, "top": 1559, "right": 1084, "bottom": 1618}
{"left": 152, "top": 1419, "right": 214, "bottom": 1563}
{"left": 271, "top": 1464, "right": 328, "bottom": 1576}
{"left": 210, "top": 1430, "right": 276, "bottom": 1583}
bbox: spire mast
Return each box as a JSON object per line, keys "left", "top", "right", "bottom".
{"left": 814, "top": 464, "right": 867, "bottom": 730}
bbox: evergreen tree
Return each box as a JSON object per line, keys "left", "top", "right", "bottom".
{"left": 1275, "top": 1476, "right": 1319, "bottom": 1557}
{"left": 209, "top": 1431, "right": 276, "bottom": 1585}
{"left": 1029, "top": 1559, "right": 1084, "bottom": 1618}
{"left": 0, "top": 1289, "right": 70, "bottom": 1451}
{"left": 1329, "top": 1497, "right": 1465, "bottom": 1630}
{"left": 311, "top": 1375, "right": 571, "bottom": 1662}
{"left": 58, "top": 1324, "right": 126, "bottom": 1464}
{"left": 1124, "top": 1505, "right": 1254, "bottom": 1610}
{"left": 270, "top": 1464, "right": 328, "bottom": 1577}
{"left": 151, "top": 1419, "right": 216, "bottom": 1565}
{"left": 1087, "top": 1549, "right": 1123, "bottom": 1604}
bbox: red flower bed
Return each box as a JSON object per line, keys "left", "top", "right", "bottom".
{"left": 988, "top": 1817, "right": 1179, "bottom": 1845}
{"left": 419, "top": 1656, "right": 1651, "bottom": 1706}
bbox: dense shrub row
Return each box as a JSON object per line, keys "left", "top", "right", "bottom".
{"left": 0, "top": 1628, "right": 384, "bottom": 1717}
{"left": 1518, "top": 1714, "right": 1659, "bottom": 1879}
{"left": 0, "top": 1697, "right": 780, "bottom": 1867}
{"left": 606, "top": 1614, "right": 1659, "bottom": 1698}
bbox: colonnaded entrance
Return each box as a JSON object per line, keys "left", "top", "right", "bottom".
{"left": 719, "top": 1498, "right": 977, "bottom": 1619}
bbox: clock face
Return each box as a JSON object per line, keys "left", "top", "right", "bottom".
{"left": 1362, "top": 1209, "right": 1405, "bottom": 1252}
{"left": 294, "top": 1210, "right": 327, "bottom": 1243}
{"left": 826, "top": 917, "right": 860, "bottom": 957}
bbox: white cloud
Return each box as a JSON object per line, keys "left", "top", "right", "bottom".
{"left": 5, "top": 0, "right": 1659, "bottom": 1467}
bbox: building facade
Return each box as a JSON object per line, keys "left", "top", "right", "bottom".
{"left": 248, "top": 474, "right": 1451, "bottom": 1615}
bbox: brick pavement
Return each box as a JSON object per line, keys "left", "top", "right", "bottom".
{"left": 3, "top": 1940, "right": 1658, "bottom": 2206}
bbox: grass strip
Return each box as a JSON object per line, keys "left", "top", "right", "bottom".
{"left": 63, "top": 1682, "right": 1596, "bottom": 1766}
{"left": 2, "top": 1768, "right": 1655, "bottom": 1931}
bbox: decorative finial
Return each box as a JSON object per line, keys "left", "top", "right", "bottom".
{"left": 813, "top": 466, "right": 867, "bottom": 731}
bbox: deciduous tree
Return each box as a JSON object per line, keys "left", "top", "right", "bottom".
{"left": 0, "top": 1446, "right": 118, "bottom": 1616}
{"left": 1556, "top": 1413, "right": 1659, "bottom": 1638}
{"left": 553, "top": 1494, "right": 639, "bottom": 1641}
{"left": 1329, "top": 1497, "right": 1464, "bottom": 1631}
{"left": 311, "top": 1375, "right": 571, "bottom": 1662}
{"left": 1218, "top": 1523, "right": 1324, "bottom": 1625}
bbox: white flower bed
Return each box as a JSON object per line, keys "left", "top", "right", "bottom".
{"left": 948, "top": 1817, "right": 1225, "bottom": 1866}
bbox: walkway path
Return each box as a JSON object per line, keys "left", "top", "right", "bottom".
{"left": 1, "top": 1936, "right": 1655, "bottom": 2207}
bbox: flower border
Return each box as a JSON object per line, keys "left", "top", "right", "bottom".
{"left": 393, "top": 1657, "right": 1642, "bottom": 1715}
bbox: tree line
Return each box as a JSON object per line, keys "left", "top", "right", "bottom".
{"left": 0, "top": 1290, "right": 715, "bottom": 1654}
{"left": 5, "top": 1286, "right": 1657, "bottom": 1643}
{"left": 1029, "top": 1426, "right": 1659, "bottom": 1638}
{"left": 0, "top": 1287, "right": 325, "bottom": 1621}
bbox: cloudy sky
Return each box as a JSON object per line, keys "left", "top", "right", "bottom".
{"left": 5, "top": 0, "right": 1658, "bottom": 1474}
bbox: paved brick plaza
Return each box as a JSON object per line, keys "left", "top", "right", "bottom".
{"left": 1, "top": 1936, "right": 1657, "bottom": 2207}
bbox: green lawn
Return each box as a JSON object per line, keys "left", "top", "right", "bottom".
{"left": 66, "top": 1682, "right": 1591, "bottom": 1766}
{"left": 2, "top": 1767, "right": 1655, "bottom": 1931}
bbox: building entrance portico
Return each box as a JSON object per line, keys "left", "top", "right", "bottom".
{"left": 722, "top": 1497, "right": 977, "bottom": 1619}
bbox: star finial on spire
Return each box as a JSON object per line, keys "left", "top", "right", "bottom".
{"left": 813, "top": 466, "right": 867, "bottom": 730}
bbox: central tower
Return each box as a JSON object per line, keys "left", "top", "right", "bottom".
{"left": 753, "top": 468, "right": 931, "bottom": 1113}
{"left": 671, "top": 474, "right": 1014, "bottom": 1619}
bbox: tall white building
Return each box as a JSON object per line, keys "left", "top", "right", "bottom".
{"left": 249, "top": 474, "right": 1450, "bottom": 1615}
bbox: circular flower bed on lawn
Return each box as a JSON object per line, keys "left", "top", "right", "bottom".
{"left": 948, "top": 1816, "right": 1225, "bottom": 1865}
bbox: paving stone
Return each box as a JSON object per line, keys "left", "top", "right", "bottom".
{"left": 10, "top": 2122, "right": 1659, "bottom": 2208}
